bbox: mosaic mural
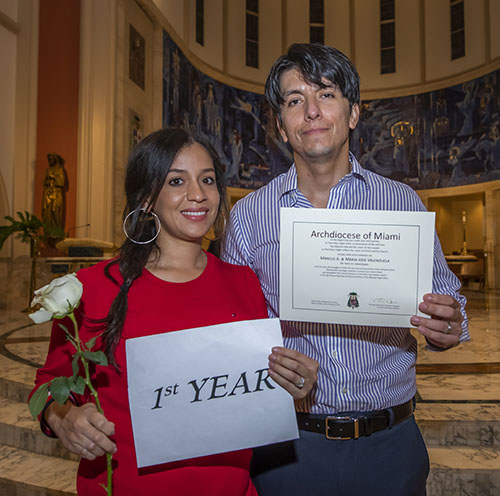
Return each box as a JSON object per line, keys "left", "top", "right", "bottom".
{"left": 351, "top": 73, "right": 500, "bottom": 189}
{"left": 162, "top": 32, "right": 292, "bottom": 190}
{"left": 163, "top": 30, "right": 500, "bottom": 190}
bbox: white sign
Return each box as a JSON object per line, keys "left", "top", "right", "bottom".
{"left": 280, "top": 208, "right": 435, "bottom": 327}
{"left": 126, "top": 318, "right": 299, "bottom": 468}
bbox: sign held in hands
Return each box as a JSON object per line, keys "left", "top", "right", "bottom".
{"left": 126, "top": 318, "right": 299, "bottom": 468}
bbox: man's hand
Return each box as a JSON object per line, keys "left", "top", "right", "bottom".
{"left": 410, "top": 293, "right": 463, "bottom": 349}
{"left": 268, "top": 347, "right": 319, "bottom": 399}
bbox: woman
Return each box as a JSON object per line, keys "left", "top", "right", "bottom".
{"left": 31, "top": 128, "right": 318, "bottom": 495}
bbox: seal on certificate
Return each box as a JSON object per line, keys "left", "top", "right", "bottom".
{"left": 347, "top": 292, "right": 360, "bottom": 309}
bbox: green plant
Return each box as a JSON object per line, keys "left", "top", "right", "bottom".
{"left": 0, "top": 211, "right": 65, "bottom": 308}
{"left": 0, "top": 211, "right": 65, "bottom": 251}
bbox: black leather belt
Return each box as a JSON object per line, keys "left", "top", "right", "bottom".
{"left": 297, "top": 398, "right": 414, "bottom": 440}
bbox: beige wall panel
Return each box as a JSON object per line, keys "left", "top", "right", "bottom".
{"left": 429, "top": 195, "right": 484, "bottom": 254}
{"left": 152, "top": 0, "right": 185, "bottom": 37}
{"left": 12, "top": 0, "right": 38, "bottom": 257}
{"left": 189, "top": 0, "right": 223, "bottom": 71}
{"left": 77, "top": 0, "right": 117, "bottom": 243}
{"left": 112, "top": 0, "right": 156, "bottom": 243}
{"left": 124, "top": 0, "right": 155, "bottom": 131}
{"left": 227, "top": 0, "right": 282, "bottom": 85}
{"left": 0, "top": 25, "right": 16, "bottom": 220}
{"left": 324, "top": 0, "right": 351, "bottom": 57}
{"left": 354, "top": 0, "right": 421, "bottom": 91}
{"left": 490, "top": 0, "right": 500, "bottom": 60}
{"left": 285, "top": 0, "right": 309, "bottom": 46}
{"left": 285, "top": 0, "right": 351, "bottom": 54}
{"left": 0, "top": 0, "right": 18, "bottom": 20}
{"left": 425, "top": 0, "right": 486, "bottom": 82}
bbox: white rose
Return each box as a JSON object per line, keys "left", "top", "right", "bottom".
{"left": 29, "top": 273, "right": 83, "bottom": 323}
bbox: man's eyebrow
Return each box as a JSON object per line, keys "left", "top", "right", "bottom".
{"left": 282, "top": 89, "right": 304, "bottom": 99}
{"left": 282, "top": 82, "right": 337, "bottom": 99}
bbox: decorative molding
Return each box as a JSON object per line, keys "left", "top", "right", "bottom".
{"left": 137, "top": 0, "right": 264, "bottom": 93}
{"left": 349, "top": 0, "right": 355, "bottom": 66}
{"left": 76, "top": 0, "right": 117, "bottom": 242}
{"left": 12, "top": 0, "right": 39, "bottom": 257}
{"left": 0, "top": 11, "right": 19, "bottom": 34}
{"left": 281, "top": 0, "right": 287, "bottom": 53}
{"left": 141, "top": 0, "right": 500, "bottom": 99}
{"left": 223, "top": 0, "right": 229, "bottom": 73}
{"left": 419, "top": 0, "right": 426, "bottom": 84}
{"left": 152, "top": 21, "right": 164, "bottom": 130}
{"left": 418, "top": 178, "right": 500, "bottom": 200}
{"left": 361, "top": 57, "right": 500, "bottom": 100}
{"left": 484, "top": 0, "right": 491, "bottom": 63}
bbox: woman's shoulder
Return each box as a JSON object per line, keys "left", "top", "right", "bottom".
{"left": 208, "top": 253, "right": 259, "bottom": 284}
{"left": 76, "top": 258, "right": 121, "bottom": 289}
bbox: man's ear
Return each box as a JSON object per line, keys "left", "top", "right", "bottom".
{"left": 349, "top": 103, "right": 360, "bottom": 130}
{"left": 276, "top": 116, "right": 289, "bottom": 143}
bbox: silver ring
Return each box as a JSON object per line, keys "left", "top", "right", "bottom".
{"left": 446, "top": 321, "right": 452, "bottom": 334}
{"left": 295, "top": 376, "right": 305, "bottom": 389}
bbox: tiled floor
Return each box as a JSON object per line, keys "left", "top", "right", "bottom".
{"left": 413, "top": 289, "right": 500, "bottom": 404}
{"left": 3, "top": 290, "right": 497, "bottom": 402}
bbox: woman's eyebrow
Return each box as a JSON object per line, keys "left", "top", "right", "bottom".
{"left": 166, "top": 168, "right": 215, "bottom": 174}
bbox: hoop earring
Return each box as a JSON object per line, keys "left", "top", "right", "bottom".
{"left": 123, "top": 208, "right": 161, "bottom": 245}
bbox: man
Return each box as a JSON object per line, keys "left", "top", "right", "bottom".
{"left": 221, "top": 43, "right": 469, "bottom": 496}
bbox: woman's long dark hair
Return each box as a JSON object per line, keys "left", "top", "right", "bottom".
{"left": 102, "top": 127, "right": 229, "bottom": 366}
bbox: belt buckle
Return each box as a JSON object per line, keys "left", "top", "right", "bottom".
{"left": 325, "top": 416, "right": 359, "bottom": 440}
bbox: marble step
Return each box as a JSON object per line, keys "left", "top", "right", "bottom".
{"left": 0, "top": 397, "right": 77, "bottom": 460}
{"left": 0, "top": 316, "right": 51, "bottom": 404}
{"left": 0, "top": 375, "right": 32, "bottom": 404}
{"left": 0, "top": 443, "right": 498, "bottom": 496}
{"left": 427, "top": 446, "right": 500, "bottom": 496}
{"left": 415, "top": 402, "right": 500, "bottom": 448}
{"left": 0, "top": 444, "right": 77, "bottom": 496}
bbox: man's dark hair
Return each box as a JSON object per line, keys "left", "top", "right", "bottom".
{"left": 265, "top": 43, "right": 360, "bottom": 121}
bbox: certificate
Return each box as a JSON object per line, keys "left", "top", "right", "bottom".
{"left": 280, "top": 208, "right": 435, "bottom": 327}
{"left": 126, "top": 318, "right": 298, "bottom": 468}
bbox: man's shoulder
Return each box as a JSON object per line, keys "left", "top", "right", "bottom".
{"left": 233, "top": 172, "right": 287, "bottom": 212}
{"left": 361, "top": 167, "right": 420, "bottom": 197}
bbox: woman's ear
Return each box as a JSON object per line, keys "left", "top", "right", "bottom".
{"left": 143, "top": 199, "right": 154, "bottom": 212}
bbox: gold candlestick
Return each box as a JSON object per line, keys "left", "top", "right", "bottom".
{"left": 460, "top": 210, "right": 468, "bottom": 255}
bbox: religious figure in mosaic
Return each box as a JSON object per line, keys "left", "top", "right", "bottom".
{"left": 391, "top": 120, "right": 414, "bottom": 174}
{"left": 204, "top": 83, "right": 217, "bottom": 134}
{"left": 225, "top": 129, "right": 243, "bottom": 181}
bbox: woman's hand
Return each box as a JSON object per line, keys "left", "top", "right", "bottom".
{"left": 45, "top": 401, "right": 116, "bottom": 460}
{"left": 268, "top": 347, "right": 318, "bottom": 399}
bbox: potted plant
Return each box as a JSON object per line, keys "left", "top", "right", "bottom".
{"left": 0, "top": 211, "right": 65, "bottom": 308}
